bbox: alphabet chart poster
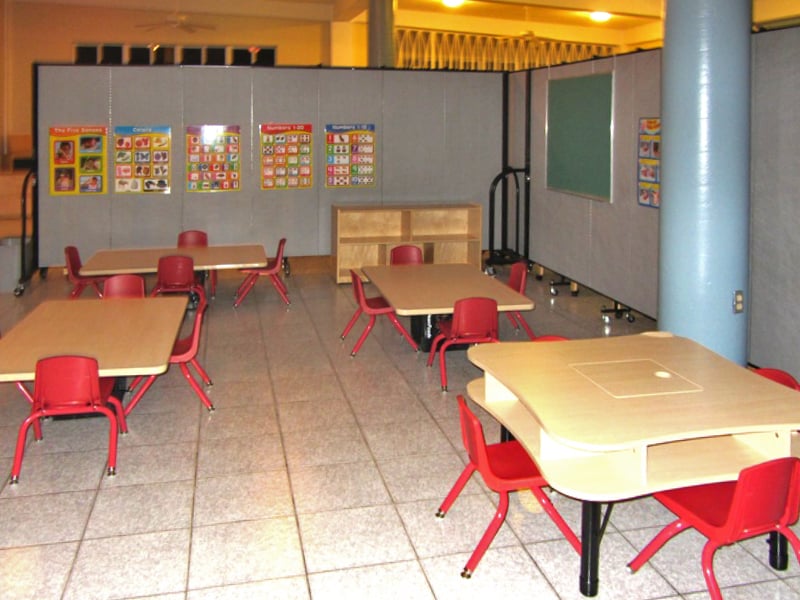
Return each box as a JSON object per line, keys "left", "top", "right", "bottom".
{"left": 50, "top": 126, "right": 108, "bottom": 195}
{"left": 186, "top": 125, "right": 241, "bottom": 192}
{"left": 638, "top": 117, "right": 661, "bottom": 208}
{"left": 260, "top": 123, "right": 313, "bottom": 190}
{"left": 113, "top": 126, "right": 171, "bottom": 193}
{"left": 324, "top": 124, "right": 376, "bottom": 188}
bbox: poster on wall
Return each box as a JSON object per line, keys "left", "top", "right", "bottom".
{"left": 260, "top": 123, "right": 313, "bottom": 190}
{"left": 50, "top": 126, "right": 108, "bottom": 195}
{"left": 113, "top": 126, "right": 171, "bottom": 193}
{"left": 324, "top": 123, "right": 376, "bottom": 188}
{"left": 186, "top": 125, "right": 241, "bottom": 192}
{"left": 638, "top": 117, "right": 661, "bottom": 208}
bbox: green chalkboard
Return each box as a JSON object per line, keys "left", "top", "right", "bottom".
{"left": 546, "top": 73, "right": 612, "bottom": 200}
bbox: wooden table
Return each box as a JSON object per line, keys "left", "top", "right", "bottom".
{"left": 466, "top": 332, "right": 800, "bottom": 597}
{"left": 80, "top": 244, "right": 267, "bottom": 275}
{"left": 0, "top": 297, "right": 187, "bottom": 382}
{"left": 362, "top": 263, "right": 534, "bottom": 349}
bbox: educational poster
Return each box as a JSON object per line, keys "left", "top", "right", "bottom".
{"left": 324, "top": 123, "right": 376, "bottom": 188}
{"left": 185, "top": 125, "right": 241, "bottom": 192}
{"left": 50, "top": 126, "right": 107, "bottom": 195}
{"left": 638, "top": 117, "right": 661, "bottom": 208}
{"left": 113, "top": 126, "right": 171, "bottom": 193}
{"left": 260, "top": 123, "right": 313, "bottom": 190}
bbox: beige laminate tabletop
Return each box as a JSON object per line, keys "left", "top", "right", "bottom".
{"left": 362, "top": 263, "right": 534, "bottom": 316}
{"left": 467, "top": 332, "right": 800, "bottom": 501}
{"left": 0, "top": 297, "right": 187, "bottom": 382}
{"left": 80, "top": 244, "right": 267, "bottom": 276}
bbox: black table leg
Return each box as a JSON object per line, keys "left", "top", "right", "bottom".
{"left": 580, "top": 501, "right": 602, "bottom": 597}
{"left": 769, "top": 532, "right": 788, "bottom": 570}
{"left": 410, "top": 314, "right": 438, "bottom": 353}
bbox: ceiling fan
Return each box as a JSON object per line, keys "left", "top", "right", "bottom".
{"left": 136, "top": 12, "right": 216, "bottom": 34}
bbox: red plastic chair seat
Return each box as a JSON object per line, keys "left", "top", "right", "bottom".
{"left": 437, "top": 396, "right": 581, "bottom": 578}
{"left": 10, "top": 355, "right": 128, "bottom": 484}
{"left": 234, "top": 238, "right": 289, "bottom": 307}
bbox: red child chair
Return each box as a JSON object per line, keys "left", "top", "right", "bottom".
{"left": 628, "top": 457, "right": 800, "bottom": 600}
{"left": 234, "top": 238, "right": 289, "bottom": 307}
{"left": 10, "top": 355, "right": 128, "bottom": 484}
{"left": 340, "top": 269, "right": 418, "bottom": 357}
{"left": 427, "top": 297, "right": 499, "bottom": 391}
{"left": 437, "top": 395, "right": 581, "bottom": 578}
{"left": 64, "top": 246, "right": 105, "bottom": 299}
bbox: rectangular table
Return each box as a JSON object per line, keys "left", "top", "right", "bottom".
{"left": 362, "top": 263, "right": 534, "bottom": 349}
{"left": 0, "top": 297, "right": 187, "bottom": 382}
{"left": 467, "top": 332, "right": 800, "bottom": 597}
{"left": 80, "top": 243, "right": 267, "bottom": 275}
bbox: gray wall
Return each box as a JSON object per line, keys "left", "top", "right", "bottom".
{"left": 749, "top": 27, "right": 800, "bottom": 374}
{"left": 525, "top": 51, "right": 662, "bottom": 319}
{"left": 37, "top": 66, "right": 503, "bottom": 265}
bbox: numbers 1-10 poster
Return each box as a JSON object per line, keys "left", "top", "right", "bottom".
{"left": 325, "top": 124, "right": 376, "bottom": 188}
{"left": 186, "top": 125, "right": 241, "bottom": 192}
{"left": 260, "top": 123, "right": 313, "bottom": 190}
{"left": 50, "top": 126, "right": 108, "bottom": 195}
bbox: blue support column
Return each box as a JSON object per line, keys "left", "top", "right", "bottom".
{"left": 658, "top": 0, "right": 752, "bottom": 363}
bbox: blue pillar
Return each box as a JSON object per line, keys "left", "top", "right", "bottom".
{"left": 659, "top": 0, "right": 751, "bottom": 363}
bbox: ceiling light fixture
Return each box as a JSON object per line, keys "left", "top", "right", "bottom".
{"left": 443, "top": 0, "right": 465, "bottom": 8}
{"left": 589, "top": 11, "right": 612, "bottom": 23}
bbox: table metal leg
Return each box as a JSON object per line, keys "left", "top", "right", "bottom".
{"left": 410, "top": 314, "right": 438, "bottom": 353}
{"left": 769, "top": 532, "right": 788, "bottom": 570}
{"left": 580, "top": 501, "right": 602, "bottom": 597}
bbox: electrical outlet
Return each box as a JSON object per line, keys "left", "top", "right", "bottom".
{"left": 733, "top": 290, "right": 744, "bottom": 314}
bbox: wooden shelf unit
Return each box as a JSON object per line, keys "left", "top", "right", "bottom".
{"left": 332, "top": 203, "right": 482, "bottom": 283}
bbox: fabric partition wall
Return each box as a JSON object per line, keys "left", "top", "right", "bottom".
{"left": 35, "top": 66, "right": 503, "bottom": 266}
{"left": 527, "top": 51, "right": 662, "bottom": 319}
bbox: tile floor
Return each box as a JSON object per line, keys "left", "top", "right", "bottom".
{"left": 1, "top": 263, "right": 799, "bottom": 599}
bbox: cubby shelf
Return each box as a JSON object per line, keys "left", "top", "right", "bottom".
{"left": 331, "top": 203, "right": 482, "bottom": 283}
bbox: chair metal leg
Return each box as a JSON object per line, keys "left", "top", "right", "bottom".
{"left": 350, "top": 315, "right": 377, "bottom": 356}
{"left": 530, "top": 486, "right": 581, "bottom": 554}
{"left": 124, "top": 375, "right": 157, "bottom": 416}
{"left": 189, "top": 357, "right": 213, "bottom": 386}
{"left": 701, "top": 542, "right": 723, "bottom": 600}
{"left": 462, "top": 492, "right": 511, "bottom": 577}
{"left": 341, "top": 308, "right": 363, "bottom": 340}
{"left": 270, "top": 274, "right": 290, "bottom": 304}
{"left": 179, "top": 363, "right": 215, "bottom": 411}
{"left": 233, "top": 273, "right": 259, "bottom": 307}
{"left": 628, "top": 518, "right": 689, "bottom": 572}
{"left": 386, "top": 313, "right": 418, "bottom": 351}
{"left": 436, "top": 464, "right": 476, "bottom": 517}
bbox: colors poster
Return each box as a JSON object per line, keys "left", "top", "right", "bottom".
{"left": 113, "top": 126, "right": 171, "bottom": 193}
